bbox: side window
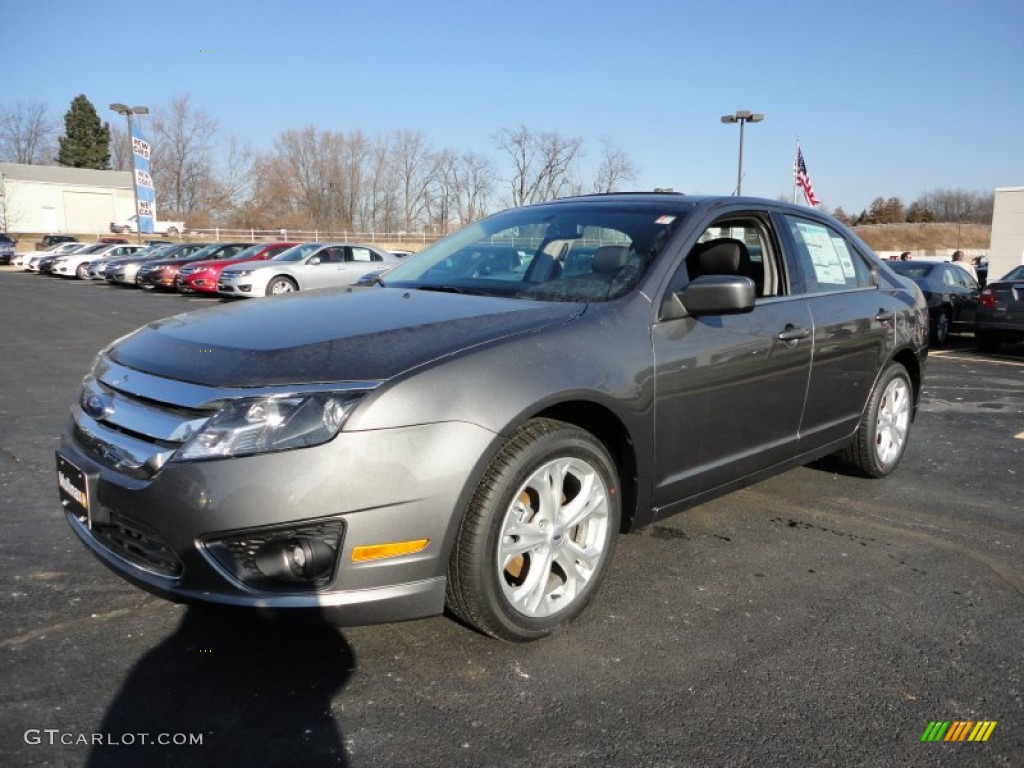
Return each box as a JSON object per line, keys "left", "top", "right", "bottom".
{"left": 785, "top": 215, "right": 874, "bottom": 293}
{"left": 676, "top": 215, "right": 780, "bottom": 298}
{"left": 350, "top": 247, "right": 374, "bottom": 263}
{"left": 953, "top": 268, "right": 977, "bottom": 290}
{"left": 942, "top": 267, "right": 960, "bottom": 288}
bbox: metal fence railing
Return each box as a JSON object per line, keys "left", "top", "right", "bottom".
{"left": 183, "top": 228, "right": 447, "bottom": 245}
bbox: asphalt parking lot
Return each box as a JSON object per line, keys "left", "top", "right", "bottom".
{"left": 0, "top": 267, "right": 1021, "bottom": 767}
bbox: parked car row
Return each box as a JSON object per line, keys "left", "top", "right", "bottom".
{"left": 887, "top": 259, "right": 1023, "bottom": 350}
{"left": 9, "top": 238, "right": 409, "bottom": 299}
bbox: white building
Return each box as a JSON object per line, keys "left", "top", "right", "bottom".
{"left": 0, "top": 162, "right": 134, "bottom": 235}
{"left": 988, "top": 187, "right": 1024, "bottom": 282}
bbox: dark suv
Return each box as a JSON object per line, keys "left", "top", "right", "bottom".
{"left": 0, "top": 233, "right": 16, "bottom": 264}
{"left": 38, "top": 234, "right": 78, "bottom": 249}
{"left": 57, "top": 194, "right": 929, "bottom": 641}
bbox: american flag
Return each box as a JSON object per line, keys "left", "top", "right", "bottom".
{"left": 794, "top": 148, "right": 819, "bottom": 207}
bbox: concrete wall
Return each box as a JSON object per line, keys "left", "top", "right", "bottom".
{"left": 988, "top": 187, "right": 1024, "bottom": 281}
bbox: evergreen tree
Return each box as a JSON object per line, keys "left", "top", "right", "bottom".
{"left": 57, "top": 95, "right": 111, "bottom": 169}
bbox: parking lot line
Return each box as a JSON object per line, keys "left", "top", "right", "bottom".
{"left": 929, "top": 351, "right": 1024, "bottom": 368}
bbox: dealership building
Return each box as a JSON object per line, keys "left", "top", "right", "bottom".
{"left": 989, "top": 187, "right": 1024, "bottom": 281}
{"left": 0, "top": 162, "right": 134, "bottom": 236}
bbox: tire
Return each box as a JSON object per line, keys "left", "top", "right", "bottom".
{"left": 976, "top": 332, "right": 1000, "bottom": 353}
{"left": 931, "top": 308, "right": 950, "bottom": 345}
{"left": 166, "top": 227, "right": 179, "bottom": 237}
{"left": 267, "top": 276, "right": 297, "bottom": 295}
{"left": 75, "top": 263, "right": 89, "bottom": 279}
{"left": 446, "top": 418, "right": 620, "bottom": 641}
{"left": 838, "top": 363, "right": 913, "bottom": 478}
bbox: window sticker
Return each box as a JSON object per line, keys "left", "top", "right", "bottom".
{"left": 830, "top": 237, "right": 857, "bottom": 279}
{"left": 795, "top": 222, "right": 849, "bottom": 285}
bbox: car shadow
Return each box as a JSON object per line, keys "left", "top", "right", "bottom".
{"left": 86, "top": 605, "right": 354, "bottom": 767}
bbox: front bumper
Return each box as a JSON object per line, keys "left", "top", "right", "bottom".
{"left": 59, "top": 418, "right": 496, "bottom": 624}
{"left": 217, "top": 277, "right": 261, "bottom": 297}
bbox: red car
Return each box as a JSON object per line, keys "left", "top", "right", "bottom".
{"left": 176, "top": 242, "right": 300, "bottom": 294}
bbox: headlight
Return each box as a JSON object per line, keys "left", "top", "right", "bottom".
{"left": 230, "top": 269, "right": 253, "bottom": 277}
{"left": 175, "top": 393, "right": 364, "bottom": 461}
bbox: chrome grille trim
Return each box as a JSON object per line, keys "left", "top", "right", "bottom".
{"left": 82, "top": 376, "right": 209, "bottom": 443}
{"left": 96, "top": 358, "right": 381, "bottom": 409}
{"left": 70, "top": 356, "right": 382, "bottom": 475}
{"left": 72, "top": 405, "right": 177, "bottom": 476}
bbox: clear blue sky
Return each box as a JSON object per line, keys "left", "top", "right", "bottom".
{"left": 8, "top": 0, "right": 1023, "bottom": 214}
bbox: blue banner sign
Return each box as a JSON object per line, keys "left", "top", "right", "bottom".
{"left": 131, "top": 126, "right": 155, "bottom": 234}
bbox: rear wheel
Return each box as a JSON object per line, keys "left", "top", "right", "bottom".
{"left": 838, "top": 363, "right": 913, "bottom": 478}
{"left": 447, "top": 418, "right": 620, "bottom": 641}
{"left": 267, "top": 276, "right": 297, "bottom": 295}
{"left": 931, "top": 308, "right": 950, "bottom": 345}
{"left": 166, "top": 227, "right": 179, "bottom": 237}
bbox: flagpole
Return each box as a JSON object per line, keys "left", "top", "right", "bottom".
{"left": 792, "top": 136, "right": 800, "bottom": 205}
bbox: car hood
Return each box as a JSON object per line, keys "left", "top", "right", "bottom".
{"left": 106, "top": 288, "right": 585, "bottom": 387}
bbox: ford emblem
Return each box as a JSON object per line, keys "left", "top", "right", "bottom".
{"left": 83, "top": 394, "right": 113, "bottom": 419}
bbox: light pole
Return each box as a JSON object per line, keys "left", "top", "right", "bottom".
{"left": 720, "top": 110, "right": 764, "bottom": 196}
{"left": 109, "top": 103, "right": 149, "bottom": 237}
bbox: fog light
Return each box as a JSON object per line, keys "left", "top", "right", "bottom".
{"left": 255, "top": 537, "right": 336, "bottom": 582}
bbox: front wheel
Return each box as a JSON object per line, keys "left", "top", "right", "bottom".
{"left": 75, "top": 263, "right": 89, "bottom": 279}
{"left": 838, "top": 363, "right": 913, "bottom": 478}
{"left": 447, "top": 418, "right": 620, "bottom": 641}
{"left": 267, "top": 276, "right": 297, "bottom": 295}
{"left": 165, "top": 227, "right": 179, "bottom": 237}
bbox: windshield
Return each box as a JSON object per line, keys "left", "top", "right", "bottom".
{"left": 77, "top": 244, "right": 108, "bottom": 255}
{"left": 999, "top": 265, "right": 1024, "bottom": 281}
{"left": 227, "top": 244, "right": 268, "bottom": 260}
{"left": 888, "top": 261, "right": 936, "bottom": 279}
{"left": 382, "top": 203, "right": 687, "bottom": 302}
{"left": 272, "top": 243, "right": 323, "bottom": 262}
{"left": 179, "top": 244, "right": 222, "bottom": 260}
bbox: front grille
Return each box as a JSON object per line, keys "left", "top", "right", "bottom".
{"left": 71, "top": 360, "right": 214, "bottom": 476}
{"left": 94, "top": 512, "right": 183, "bottom": 578}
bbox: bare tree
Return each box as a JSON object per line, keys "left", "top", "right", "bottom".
{"left": 108, "top": 123, "right": 132, "bottom": 171}
{"left": 915, "top": 188, "right": 994, "bottom": 224}
{"left": 150, "top": 95, "right": 218, "bottom": 218}
{"left": 453, "top": 150, "right": 494, "bottom": 226}
{"left": 494, "top": 125, "right": 584, "bottom": 207}
{"left": 0, "top": 100, "right": 56, "bottom": 164}
{"left": 592, "top": 138, "right": 638, "bottom": 193}
{"left": 393, "top": 129, "right": 438, "bottom": 231}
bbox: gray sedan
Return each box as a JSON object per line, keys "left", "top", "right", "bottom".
{"left": 56, "top": 194, "right": 928, "bottom": 642}
{"left": 217, "top": 242, "right": 401, "bottom": 297}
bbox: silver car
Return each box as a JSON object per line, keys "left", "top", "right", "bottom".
{"left": 217, "top": 242, "right": 401, "bottom": 297}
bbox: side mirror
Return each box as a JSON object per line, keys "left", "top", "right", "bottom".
{"left": 660, "top": 275, "right": 756, "bottom": 320}
{"left": 308, "top": 256, "right": 322, "bottom": 266}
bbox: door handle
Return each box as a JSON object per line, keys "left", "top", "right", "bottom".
{"left": 875, "top": 310, "right": 895, "bottom": 324}
{"left": 777, "top": 326, "right": 810, "bottom": 342}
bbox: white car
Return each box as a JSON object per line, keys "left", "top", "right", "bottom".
{"left": 217, "top": 242, "right": 402, "bottom": 297}
{"left": 52, "top": 244, "right": 144, "bottom": 278}
{"left": 85, "top": 246, "right": 149, "bottom": 279}
{"left": 13, "top": 241, "right": 84, "bottom": 269}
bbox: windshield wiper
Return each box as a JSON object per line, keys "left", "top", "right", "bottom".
{"left": 412, "top": 283, "right": 488, "bottom": 296}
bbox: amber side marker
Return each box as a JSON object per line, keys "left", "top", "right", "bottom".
{"left": 352, "top": 539, "right": 429, "bottom": 562}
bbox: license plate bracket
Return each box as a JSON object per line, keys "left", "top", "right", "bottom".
{"left": 56, "top": 454, "right": 91, "bottom": 527}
